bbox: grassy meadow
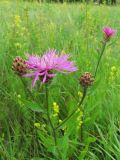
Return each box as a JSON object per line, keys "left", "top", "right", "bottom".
{"left": 0, "top": 1, "right": 120, "bottom": 160}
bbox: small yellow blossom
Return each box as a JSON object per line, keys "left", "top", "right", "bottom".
{"left": 76, "top": 108, "right": 80, "bottom": 113}
{"left": 15, "top": 43, "right": 21, "bottom": 49}
{"left": 77, "top": 112, "right": 83, "bottom": 121}
{"left": 109, "top": 76, "right": 115, "bottom": 82}
{"left": 53, "top": 102, "right": 59, "bottom": 114}
{"left": 76, "top": 108, "right": 83, "bottom": 129}
{"left": 17, "top": 94, "right": 21, "bottom": 99}
{"left": 14, "top": 15, "right": 21, "bottom": 27}
{"left": 15, "top": 15, "right": 21, "bottom": 22}
{"left": 59, "top": 119, "right": 62, "bottom": 123}
{"left": 111, "top": 66, "right": 117, "bottom": 73}
{"left": 53, "top": 102, "right": 57, "bottom": 106}
{"left": 109, "top": 66, "right": 118, "bottom": 83}
{"left": 34, "top": 122, "right": 46, "bottom": 131}
{"left": 78, "top": 91, "right": 83, "bottom": 98}
{"left": 17, "top": 96, "right": 24, "bottom": 106}
{"left": 58, "top": 120, "right": 66, "bottom": 131}
{"left": 86, "top": 60, "right": 91, "bottom": 67}
{"left": 34, "top": 123, "right": 41, "bottom": 129}
{"left": 61, "top": 50, "right": 66, "bottom": 55}
{"left": 53, "top": 113, "right": 58, "bottom": 117}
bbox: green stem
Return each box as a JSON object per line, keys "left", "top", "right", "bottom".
{"left": 45, "top": 85, "right": 57, "bottom": 146}
{"left": 79, "top": 88, "right": 87, "bottom": 141}
{"left": 55, "top": 87, "right": 87, "bottom": 131}
{"left": 94, "top": 41, "right": 107, "bottom": 78}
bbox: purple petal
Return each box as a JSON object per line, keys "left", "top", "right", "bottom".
{"left": 42, "top": 74, "right": 47, "bottom": 83}
{"left": 47, "top": 73, "right": 56, "bottom": 77}
{"left": 24, "top": 49, "right": 78, "bottom": 86}
{"left": 22, "top": 73, "right": 35, "bottom": 77}
{"left": 32, "top": 73, "right": 39, "bottom": 87}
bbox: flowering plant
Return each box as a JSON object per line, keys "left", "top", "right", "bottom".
{"left": 12, "top": 26, "right": 117, "bottom": 159}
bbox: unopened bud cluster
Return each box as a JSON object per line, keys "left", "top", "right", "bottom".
{"left": 80, "top": 72, "right": 94, "bottom": 87}
{"left": 12, "top": 57, "right": 28, "bottom": 75}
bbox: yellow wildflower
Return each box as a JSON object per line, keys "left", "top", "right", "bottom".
{"left": 34, "top": 123, "right": 41, "bottom": 129}
{"left": 76, "top": 108, "right": 83, "bottom": 129}
{"left": 78, "top": 91, "right": 83, "bottom": 98}
{"left": 15, "top": 15, "right": 21, "bottom": 27}
{"left": 86, "top": 60, "right": 91, "bottom": 67}
{"left": 76, "top": 108, "right": 80, "bottom": 113}
{"left": 15, "top": 43, "right": 21, "bottom": 49}
{"left": 17, "top": 94, "right": 21, "bottom": 99}
{"left": 111, "top": 66, "right": 117, "bottom": 73}
{"left": 61, "top": 50, "right": 66, "bottom": 55}
{"left": 53, "top": 102, "right": 59, "bottom": 114}
{"left": 109, "top": 66, "right": 118, "bottom": 83}
{"left": 59, "top": 119, "right": 62, "bottom": 123}
{"left": 53, "top": 113, "right": 58, "bottom": 117}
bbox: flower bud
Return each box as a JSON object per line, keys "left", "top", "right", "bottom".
{"left": 79, "top": 72, "right": 94, "bottom": 87}
{"left": 102, "top": 27, "right": 117, "bottom": 42}
{"left": 12, "top": 57, "right": 28, "bottom": 75}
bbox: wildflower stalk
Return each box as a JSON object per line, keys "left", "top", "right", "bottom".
{"left": 78, "top": 87, "right": 87, "bottom": 108}
{"left": 79, "top": 87, "right": 87, "bottom": 141}
{"left": 55, "top": 87, "right": 87, "bottom": 131}
{"left": 45, "top": 85, "right": 62, "bottom": 159}
{"left": 55, "top": 39, "right": 107, "bottom": 133}
{"left": 45, "top": 85, "right": 57, "bottom": 145}
{"left": 94, "top": 41, "right": 107, "bottom": 78}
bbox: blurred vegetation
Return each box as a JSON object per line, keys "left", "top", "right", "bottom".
{"left": 23, "top": 0, "right": 117, "bottom": 5}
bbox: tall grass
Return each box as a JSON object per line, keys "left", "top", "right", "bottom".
{"left": 0, "top": 1, "right": 120, "bottom": 159}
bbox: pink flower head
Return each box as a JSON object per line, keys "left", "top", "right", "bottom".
{"left": 102, "top": 27, "right": 117, "bottom": 41}
{"left": 23, "top": 49, "right": 77, "bottom": 87}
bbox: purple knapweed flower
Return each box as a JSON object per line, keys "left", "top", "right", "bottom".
{"left": 23, "top": 49, "right": 77, "bottom": 87}
{"left": 102, "top": 27, "right": 117, "bottom": 41}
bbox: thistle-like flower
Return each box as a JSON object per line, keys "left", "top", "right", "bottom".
{"left": 102, "top": 27, "right": 117, "bottom": 41}
{"left": 80, "top": 72, "right": 94, "bottom": 87}
{"left": 23, "top": 49, "right": 77, "bottom": 87}
{"left": 12, "top": 57, "right": 28, "bottom": 75}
